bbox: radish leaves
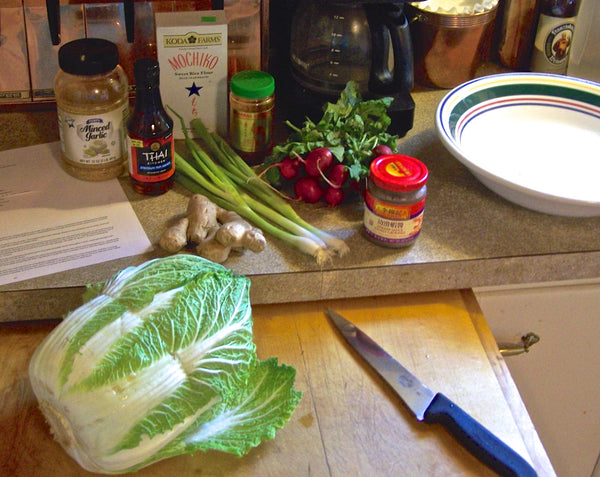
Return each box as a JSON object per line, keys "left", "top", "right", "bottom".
{"left": 265, "top": 81, "right": 399, "bottom": 185}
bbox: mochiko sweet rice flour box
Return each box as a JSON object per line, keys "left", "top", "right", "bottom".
{"left": 156, "top": 11, "right": 227, "bottom": 139}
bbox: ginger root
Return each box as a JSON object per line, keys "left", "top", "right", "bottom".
{"left": 159, "top": 194, "right": 266, "bottom": 263}
{"left": 195, "top": 226, "right": 231, "bottom": 263}
{"left": 186, "top": 194, "right": 219, "bottom": 243}
{"left": 159, "top": 216, "right": 189, "bottom": 253}
{"left": 215, "top": 210, "right": 266, "bottom": 253}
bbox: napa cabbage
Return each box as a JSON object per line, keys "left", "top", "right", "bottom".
{"left": 28, "top": 255, "right": 301, "bottom": 474}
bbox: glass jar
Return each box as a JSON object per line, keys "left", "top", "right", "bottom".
{"left": 229, "top": 70, "right": 275, "bottom": 164}
{"left": 363, "top": 155, "right": 428, "bottom": 247}
{"left": 225, "top": 0, "right": 261, "bottom": 79}
{"left": 54, "top": 38, "right": 129, "bottom": 181}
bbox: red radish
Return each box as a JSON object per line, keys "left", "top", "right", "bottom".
{"left": 294, "top": 176, "right": 323, "bottom": 203}
{"left": 304, "top": 148, "right": 333, "bottom": 177}
{"left": 279, "top": 156, "right": 301, "bottom": 180}
{"left": 324, "top": 186, "right": 345, "bottom": 206}
{"left": 326, "top": 163, "right": 349, "bottom": 188}
{"left": 372, "top": 144, "right": 393, "bottom": 157}
{"left": 259, "top": 155, "right": 302, "bottom": 181}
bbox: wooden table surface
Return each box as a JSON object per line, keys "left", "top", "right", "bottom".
{"left": 0, "top": 289, "right": 555, "bottom": 476}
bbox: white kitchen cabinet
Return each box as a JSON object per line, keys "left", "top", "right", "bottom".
{"left": 475, "top": 280, "right": 600, "bottom": 477}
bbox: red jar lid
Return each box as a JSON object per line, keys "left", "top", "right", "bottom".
{"left": 369, "top": 155, "right": 428, "bottom": 192}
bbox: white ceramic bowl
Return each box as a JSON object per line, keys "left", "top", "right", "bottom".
{"left": 436, "top": 72, "right": 600, "bottom": 217}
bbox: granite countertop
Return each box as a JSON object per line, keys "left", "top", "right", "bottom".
{"left": 2, "top": 86, "right": 600, "bottom": 321}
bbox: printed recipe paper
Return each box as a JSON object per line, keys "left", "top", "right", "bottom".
{"left": 0, "top": 142, "right": 153, "bottom": 286}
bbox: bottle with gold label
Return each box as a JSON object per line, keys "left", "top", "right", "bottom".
{"left": 530, "top": 0, "right": 580, "bottom": 74}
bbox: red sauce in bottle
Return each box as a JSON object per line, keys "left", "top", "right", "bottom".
{"left": 127, "top": 58, "right": 175, "bottom": 195}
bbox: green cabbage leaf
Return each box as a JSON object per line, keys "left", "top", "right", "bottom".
{"left": 28, "top": 255, "right": 301, "bottom": 474}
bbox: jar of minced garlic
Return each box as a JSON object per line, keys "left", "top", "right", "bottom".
{"left": 363, "top": 154, "right": 428, "bottom": 247}
{"left": 54, "top": 38, "right": 129, "bottom": 181}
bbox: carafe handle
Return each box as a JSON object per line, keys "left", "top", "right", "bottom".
{"left": 365, "top": 4, "right": 413, "bottom": 94}
{"left": 46, "top": 0, "right": 60, "bottom": 45}
{"left": 124, "top": 0, "right": 135, "bottom": 43}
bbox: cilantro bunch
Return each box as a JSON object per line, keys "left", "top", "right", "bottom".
{"left": 265, "top": 81, "right": 399, "bottom": 185}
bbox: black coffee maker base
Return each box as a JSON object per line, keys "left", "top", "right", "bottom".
{"left": 282, "top": 80, "right": 415, "bottom": 138}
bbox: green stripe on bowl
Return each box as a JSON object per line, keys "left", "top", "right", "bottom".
{"left": 448, "top": 82, "right": 600, "bottom": 138}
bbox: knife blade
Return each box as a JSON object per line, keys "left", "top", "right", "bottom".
{"left": 326, "top": 308, "right": 537, "bottom": 477}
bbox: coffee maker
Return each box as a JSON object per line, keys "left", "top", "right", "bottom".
{"left": 271, "top": 0, "right": 417, "bottom": 136}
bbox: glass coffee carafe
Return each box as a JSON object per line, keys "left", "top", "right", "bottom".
{"left": 285, "top": 0, "right": 416, "bottom": 135}
{"left": 289, "top": 0, "right": 413, "bottom": 97}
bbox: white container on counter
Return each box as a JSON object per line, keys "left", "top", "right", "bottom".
{"left": 567, "top": 0, "right": 600, "bottom": 82}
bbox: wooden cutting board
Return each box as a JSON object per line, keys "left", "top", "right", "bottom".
{"left": 0, "top": 289, "right": 554, "bottom": 476}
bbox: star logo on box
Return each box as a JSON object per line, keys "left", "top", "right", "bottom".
{"left": 186, "top": 82, "right": 202, "bottom": 96}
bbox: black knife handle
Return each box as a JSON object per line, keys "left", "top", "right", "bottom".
{"left": 423, "top": 393, "right": 537, "bottom": 477}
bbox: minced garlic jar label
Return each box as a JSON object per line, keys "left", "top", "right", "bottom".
{"left": 57, "top": 105, "right": 128, "bottom": 166}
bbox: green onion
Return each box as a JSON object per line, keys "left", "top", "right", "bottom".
{"left": 170, "top": 109, "right": 348, "bottom": 264}
{"left": 190, "top": 118, "right": 349, "bottom": 257}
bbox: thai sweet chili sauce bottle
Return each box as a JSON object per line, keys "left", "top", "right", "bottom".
{"left": 127, "top": 58, "right": 175, "bottom": 195}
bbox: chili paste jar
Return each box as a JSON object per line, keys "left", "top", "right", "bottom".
{"left": 229, "top": 70, "right": 275, "bottom": 164}
{"left": 363, "top": 155, "right": 428, "bottom": 247}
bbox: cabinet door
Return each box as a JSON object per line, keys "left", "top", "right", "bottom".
{"left": 476, "top": 282, "right": 600, "bottom": 477}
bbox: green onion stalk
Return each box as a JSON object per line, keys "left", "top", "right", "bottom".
{"left": 199, "top": 125, "right": 349, "bottom": 255}
{"left": 170, "top": 110, "right": 348, "bottom": 264}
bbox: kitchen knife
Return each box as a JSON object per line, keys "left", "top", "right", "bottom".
{"left": 326, "top": 308, "right": 537, "bottom": 477}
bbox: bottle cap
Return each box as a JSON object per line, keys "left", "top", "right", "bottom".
{"left": 58, "top": 38, "right": 119, "bottom": 76}
{"left": 230, "top": 70, "right": 275, "bottom": 99}
{"left": 369, "top": 155, "right": 428, "bottom": 192}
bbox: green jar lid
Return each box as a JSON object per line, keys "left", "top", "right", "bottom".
{"left": 230, "top": 70, "right": 275, "bottom": 99}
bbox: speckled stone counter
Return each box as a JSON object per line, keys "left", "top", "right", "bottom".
{"left": 2, "top": 86, "right": 600, "bottom": 321}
